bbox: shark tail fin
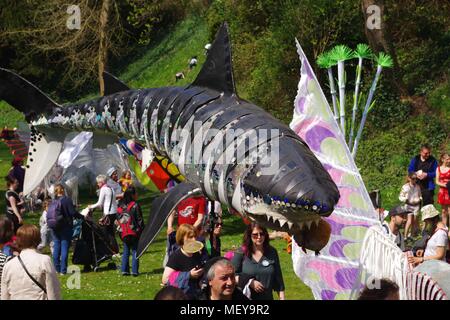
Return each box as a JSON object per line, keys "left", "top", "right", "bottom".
{"left": 0, "top": 68, "right": 60, "bottom": 122}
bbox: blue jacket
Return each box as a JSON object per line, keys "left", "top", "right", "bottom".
{"left": 408, "top": 155, "right": 438, "bottom": 190}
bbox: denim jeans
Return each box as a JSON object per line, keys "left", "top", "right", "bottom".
{"left": 51, "top": 227, "right": 73, "bottom": 274}
{"left": 121, "top": 239, "right": 139, "bottom": 275}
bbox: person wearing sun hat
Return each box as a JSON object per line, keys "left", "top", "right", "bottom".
{"left": 408, "top": 204, "right": 448, "bottom": 266}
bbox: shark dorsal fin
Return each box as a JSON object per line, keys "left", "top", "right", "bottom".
{"left": 102, "top": 71, "right": 130, "bottom": 96}
{"left": 191, "top": 23, "right": 237, "bottom": 96}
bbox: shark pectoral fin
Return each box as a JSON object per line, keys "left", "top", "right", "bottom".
{"left": 102, "top": 71, "right": 130, "bottom": 96}
{"left": 137, "top": 182, "right": 202, "bottom": 258}
{"left": 23, "top": 127, "right": 66, "bottom": 195}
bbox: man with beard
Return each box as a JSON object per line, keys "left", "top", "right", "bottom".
{"left": 382, "top": 205, "right": 410, "bottom": 251}
{"left": 408, "top": 144, "right": 438, "bottom": 205}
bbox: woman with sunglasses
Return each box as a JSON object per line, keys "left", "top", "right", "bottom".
{"left": 231, "top": 222, "right": 285, "bottom": 300}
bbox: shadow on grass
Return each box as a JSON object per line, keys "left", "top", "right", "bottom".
{"left": 140, "top": 268, "right": 165, "bottom": 276}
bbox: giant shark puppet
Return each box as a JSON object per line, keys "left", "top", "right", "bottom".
{"left": 0, "top": 23, "right": 339, "bottom": 257}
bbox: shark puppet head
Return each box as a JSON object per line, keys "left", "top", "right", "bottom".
{"left": 232, "top": 132, "right": 339, "bottom": 253}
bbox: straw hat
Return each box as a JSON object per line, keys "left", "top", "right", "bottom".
{"left": 421, "top": 204, "right": 440, "bottom": 221}
{"left": 182, "top": 240, "right": 204, "bottom": 254}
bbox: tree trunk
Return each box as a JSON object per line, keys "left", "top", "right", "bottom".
{"left": 98, "top": 0, "right": 110, "bottom": 96}
{"left": 361, "top": 0, "right": 409, "bottom": 98}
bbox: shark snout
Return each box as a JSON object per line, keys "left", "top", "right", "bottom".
{"left": 243, "top": 136, "right": 339, "bottom": 217}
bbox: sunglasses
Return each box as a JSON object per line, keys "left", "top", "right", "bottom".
{"left": 251, "top": 232, "right": 265, "bottom": 238}
{"left": 215, "top": 223, "right": 223, "bottom": 227}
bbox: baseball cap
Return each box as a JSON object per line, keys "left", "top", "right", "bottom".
{"left": 388, "top": 205, "right": 412, "bottom": 216}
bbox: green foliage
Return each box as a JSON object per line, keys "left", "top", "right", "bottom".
{"left": 428, "top": 81, "right": 450, "bottom": 121}
{"left": 119, "top": 16, "right": 208, "bottom": 89}
{"left": 385, "top": 0, "right": 450, "bottom": 93}
{"left": 329, "top": 45, "right": 353, "bottom": 63}
{"left": 374, "top": 52, "right": 394, "bottom": 68}
{"left": 0, "top": 101, "right": 25, "bottom": 128}
{"left": 125, "top": 0, "right": 205, "bottom": 45}
{"left": 353, "top": 44, "right": 372, "bottom": 59}
{"left": 317, "top": 51, "right": 334, "bottom": 69}
{"left": 365, "top": 81, "right": 410, "bottom": 132}
{"left": 356, "top": 114, "right": 447, "bottom": 208}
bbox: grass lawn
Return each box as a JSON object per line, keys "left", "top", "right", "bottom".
{"left": 0, "top": 143, "right": 313, "bottom": 299}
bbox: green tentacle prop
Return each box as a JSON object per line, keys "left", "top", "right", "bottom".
{"left": 348, "top": 44, "right": 372, "bottom": 148}
{"left": 329, "top": 45, "right": 353, "bottom": 138}
{"left": 352, "top": 52, "right": 393, "bottom": 158}
{"left": 317, "top": 51, "right": 339, "bottom": 123}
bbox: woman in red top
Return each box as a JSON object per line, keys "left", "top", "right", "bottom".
{"left": 436, "top": 153, "right": 450, "bottom": 226}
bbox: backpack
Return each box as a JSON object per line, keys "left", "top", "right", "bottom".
{"left": 117, "top": 201, "right": 140, "bottom": 244}
{"left": 46, "top": 198, "right": 66, "bottom": 230}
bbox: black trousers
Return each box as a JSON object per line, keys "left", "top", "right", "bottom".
{"left": 421, "top": 189, "right": 435, "bottom": 206}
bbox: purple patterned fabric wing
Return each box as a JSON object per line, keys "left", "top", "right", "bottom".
{"left": 290, "top": 40, "right": 380, "bottom": 300}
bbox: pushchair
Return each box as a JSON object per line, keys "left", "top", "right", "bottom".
{"left": 72, "top": 218, "right": 119, "bottom": 272}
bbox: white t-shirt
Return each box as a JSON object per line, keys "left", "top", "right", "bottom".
{"left": 90, "top": 185, "right": 117, "bottom": 215}
{"left": 399, "top": 183, "right": 421, "bottom": 215}
{"left": 424, "top": 228, "right": 449, "bottom": 261}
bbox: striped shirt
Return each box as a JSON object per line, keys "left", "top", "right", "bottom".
{"left": 0, "top": 252, "right": 11, "bottom": 298}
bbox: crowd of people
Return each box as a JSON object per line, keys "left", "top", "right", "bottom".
{"left": 379, "top": 144, "right": 450, "bottom": 268}
{"left": 1, "top": 161, "right": 287, "bottom": 300}
{"left": 1, "top": 142, "right": 449, "bottom": 300}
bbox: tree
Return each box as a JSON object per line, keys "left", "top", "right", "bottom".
{"left": 361, "top": 0, "right": 409, "bottom": 97}
{"left": 0, "top": 0, "right": 124, "bottom": 96}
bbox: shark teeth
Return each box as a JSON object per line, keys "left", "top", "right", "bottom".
{"left": 305, "top": 220, "right": 313, "bottom": 229}
{"left": 313, "top": 218, "right": 320, "bottom": 227}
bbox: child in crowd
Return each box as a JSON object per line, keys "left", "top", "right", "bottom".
{"left": 37, "top": 199, "right": 53, "bottom": 253}
{"left": 119, "top": 170, "right": 133, "bottom": 192}
{"left": 399, "top": 172, "right": 422, "bottom": 240}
